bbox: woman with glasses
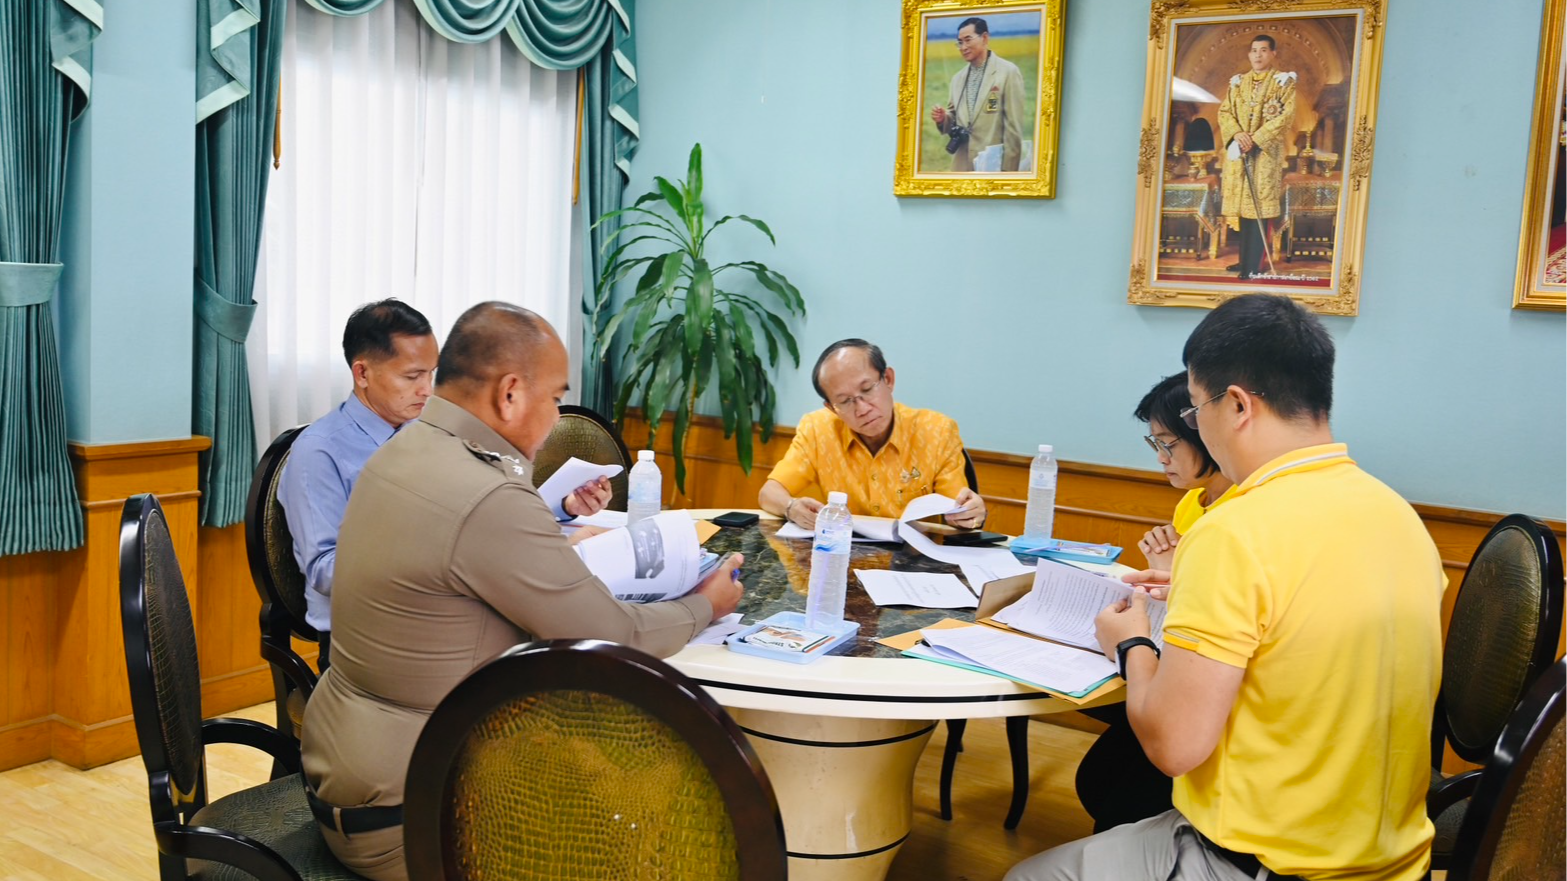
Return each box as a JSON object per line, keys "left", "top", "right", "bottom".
{"left": 1072, "top": 373, "right": 1236, "bottom": 834}
{"left": 1133, "top": 372, "right": 1235, "bottom": 572}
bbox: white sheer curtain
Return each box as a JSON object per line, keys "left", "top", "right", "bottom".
{"left": 250, "top": 0, "right": 577, "bottom": 444}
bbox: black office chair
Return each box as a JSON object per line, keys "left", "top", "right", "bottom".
{"left": 244, "top": 425, "right": 320, "bottom": 770}
{"left": 1427, "top": 514, "right": 1563, "bottom": 869}
{"left": 119, "top": 493, "right": 361, "bottom": 881}
{"left": 532, "top": 405, "right": 633, "bottom": 512}
{"left": 1446, "top": 657, "right": 1564, "bottom": 881}
{"left": 937, "top": 451, "right": 1033, "bottom": 829}
{"left": 404, "top": 639, "right": 788, "bottom": 880}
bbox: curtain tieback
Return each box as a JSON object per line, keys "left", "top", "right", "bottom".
{"left": 0, "top": 262, "right": 64, "bottom": 307}
{"left": 197, "top": 278, "right": 257, "bottom": 342}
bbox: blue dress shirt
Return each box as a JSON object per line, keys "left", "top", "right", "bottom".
{"left": 277, "top": 394, "right": 399, "bottom": 632}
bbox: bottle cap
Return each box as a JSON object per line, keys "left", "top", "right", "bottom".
{"left": 827, "top": 491, "right": 848, "bottom": 505}
{"left": 1038, "top": 444, "right": 1053, "bottom": 454}
{"left": 638, "top": 450, "right": 655, "bottom": 461}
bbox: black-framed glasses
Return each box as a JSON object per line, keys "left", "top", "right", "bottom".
{"left": 1180, "top": 390, "right": 1264, "bottom": 429}
{"left": 829, "top": 375, "right": 887, "bottom": 413}
{"left": 1143, "top": 434, "right": 1183, "bottom": 458}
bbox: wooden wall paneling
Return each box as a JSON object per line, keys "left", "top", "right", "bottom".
{"left": 195, "top": 523, "right": 286, "bottom": 718}
{"left": 0, "top": 550, "right": 57, "bottom": 768}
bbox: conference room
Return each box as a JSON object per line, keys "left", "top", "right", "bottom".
{"left": 0, "top": 0, "right": 1562, "bottom": 879}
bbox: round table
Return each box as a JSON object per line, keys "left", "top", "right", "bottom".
{"left": 668, "top": 513, "right": 1118, "bottom": 881}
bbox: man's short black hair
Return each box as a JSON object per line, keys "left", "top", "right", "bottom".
{"left": 342, "top": 299, "right": 432, "bottom": 367}
{"left": 812, "top": 339, "right": 888, "bottom": 401}
{"left": 957, "top": 17, "right": 989, "bottom": 36}
{"left": 1252, "top": 33, "right": 1277, "bottom": 50}
{"left": 435, "top": 301, "right": 552, "bottom": 389}
{"left": 1182, "top": 294, "right": 1334, "bottom": 422}
{"left": 1135, "top": 372, "right": 1220, "bottom": 478}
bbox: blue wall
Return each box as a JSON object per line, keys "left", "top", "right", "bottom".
{"left": 57, "top": 3, "right": 195, "bottom": 445}
{"left": 627, "top": 0, "right": 1566, "bottom": 518}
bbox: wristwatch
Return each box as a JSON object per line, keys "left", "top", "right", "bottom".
{"left": 1115, "top": 636, "right": 1161, "bottom": 681}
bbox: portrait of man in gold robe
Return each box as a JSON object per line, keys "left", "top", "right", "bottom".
{"left": 1217, "top": 34, "right": 1297, "bottom": 280}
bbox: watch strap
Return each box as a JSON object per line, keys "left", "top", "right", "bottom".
{"left": 1116, "top": 636, "right": 1160, "bottom": 680}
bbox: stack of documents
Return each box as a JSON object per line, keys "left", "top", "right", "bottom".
{"left": 992, "top": 560, "right": 1168, "bottom": 651}
{"left": 905, "top": 625, "right": 1117, "bottom": 699}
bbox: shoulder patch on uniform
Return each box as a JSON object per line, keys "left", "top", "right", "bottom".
{"left": 463, "top": 440, "right": 527, "bottom": 477}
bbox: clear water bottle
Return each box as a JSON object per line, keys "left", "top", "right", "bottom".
{"left": 626, "top": 450, "right": 662, "bottom": 525}
{"left": 805, "top": 491, "right": 853, "bottom": 630}
{"left": 1023, "top": 444, "right": 1057, "bottom": 541}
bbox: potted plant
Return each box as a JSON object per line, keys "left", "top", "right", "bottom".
{"left": 589, "top": 144, "right": 805, "bottom": 493}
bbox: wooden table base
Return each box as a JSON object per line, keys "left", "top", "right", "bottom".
{"left": 729, "top": 709, "right": 936, "bottom": 881}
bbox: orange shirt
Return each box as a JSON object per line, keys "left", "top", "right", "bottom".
{"left": 766, "top": 402, "right": 969, "bottom": 518}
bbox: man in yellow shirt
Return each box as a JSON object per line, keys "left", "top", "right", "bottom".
{"left": 1007, "top": 295, "right": 1443, "bottom": 881}
{"left": 759, "top": 339, "right": 986, "bottom": 529}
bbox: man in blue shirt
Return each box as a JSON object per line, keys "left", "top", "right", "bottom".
{"left": 280, "top": 299, "right": 613, "bottom": 668}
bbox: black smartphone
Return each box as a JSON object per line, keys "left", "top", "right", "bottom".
{"left": 943, "top": 530, "right": 1006, "bottom": 547}
{"left": 712, "top": 511, "right": 760, "bottom": 529}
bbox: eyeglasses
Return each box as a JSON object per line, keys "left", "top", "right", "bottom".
{"left": 1180, "top": 390, "right": 1264, "bottom": 429}
{"left": 829, "top": 376, "right": 887, "bottom": 413}
{"left": 955, "top": 35, "right": 983, "bottom": 47}
{"left": 1143, "top": 434, "right": 1183, "bottom": 458}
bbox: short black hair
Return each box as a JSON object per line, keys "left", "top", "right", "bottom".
{"left": 957, "top": 17, "right": 989, "bottom": 37}
{"left": 1182, "top": 294, "right": 1334, "bottom": 422}
{"left": 1251, "top": 34, "right": 1276, "bottom": 50}
{"left": 812, "top": 339, "right": 887, "bottom": 401}
{"left": 436, "top": 301, "right": 553, "bottom": 389}
{"left": 1134, "top": 372, "right": 1220, "bottom": 478}
{"left": 342, "top": 299, "right": 432, "bottom": 367}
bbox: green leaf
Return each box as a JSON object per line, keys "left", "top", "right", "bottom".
{"left": 672, "top": 392, "right": 692, "bottom": 494}
{"left": 727, "top": 303, "right": 756, "bottom": 362}
{"left": 632, "top": 189, "right": 664, "bottom": 207}
{"left": 644, "top": 322, "right": 686, "bottom": 428}
{"left": 705, "top": 214, "right": 776, "bottom": 247}
{"left": 597, "top": 253, "right": 657, "bottom": 292}
{"left": 654, "top": 176, "right": 686, "bottom": 224}
{"left": 761, "top": 310, "right": 800, "bottom": 365}
{"left": 691, "top": 331, "right": 715, "bottom": 400}
{"left": 600, "top": 233, "right": 674, "bottom": 267}
{"left": 654, "top": 249, "right": 686, "bottom": 306}
{"left": 686, "top": 144, "right": 703, "bottom": 207}
{"left": 732, "top": 349, "right": 754, "bottom": 473}
{"left": 713, "top": 314, "right": 738, "bottom": 438}
{"left": 613, "top": 355, "right": 656, "bottom": 422}
{"left": 685, "top": 259, "right": 714, "bottom": 361}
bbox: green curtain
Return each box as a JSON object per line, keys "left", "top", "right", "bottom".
{"left": 0, "top": 0, "right": 100, "bottom": 557}
{"left": 576, "top": 0, "right": 637, "bottom": 416}
{"left": 193, "top": 0, "right": 286, "bottom": 528}
{"left": 308, "top": 0, "right": 520, "bottom": 44}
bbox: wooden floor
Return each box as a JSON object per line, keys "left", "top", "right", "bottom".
{"left": 0, "top": 703, "right": 1100, "bottom": 881}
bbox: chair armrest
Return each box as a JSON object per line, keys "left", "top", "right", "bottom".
{"left": 1427, "top": 768, "right": 1481, "bottom": 819}
{"left": 202, "top": 718, "right": 302, "bottom": 774}
{"left": 259, "top": 643, "right": 319, "bottom": 698}
{"left": 155, "top": 823, "right": 304, "bottom": 881}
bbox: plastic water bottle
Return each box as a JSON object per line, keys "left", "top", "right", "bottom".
{"left": 626, "top": 450, "right": 662, "bottom": 525}
{"left": 805, "top": 491, "right": 853, "bottom": 630}
{"left": 1023, "top": 444, "right": 1058, "bottom": 541}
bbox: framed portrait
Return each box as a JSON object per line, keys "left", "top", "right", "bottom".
{"left": 893, "top": 0, "right": 1067, "bottom": 198}
{"left": 1128, "top": 0, "right": 1388, "bottom": 316}
{"left": 1513, "top": 0, "right": 1566, "bottom": 310}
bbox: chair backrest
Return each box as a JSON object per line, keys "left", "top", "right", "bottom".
{"left": 1447, "top": 658, "right": 1565, "bottom": 881}
{"left": 120, "top": 494, "right": 210, "bottom": 822}
{"left": 1436, "top": 515, "right": 1564, "bottom": 765}
{"left": 404, "top": 640, "right": 787, "bottom": 881}
{"left": 532, "top": 406, "right": 632, "bottom": 513}
{"left": 244, "top": 425, "right": 317, "bottom": 642}
{"left": 962, "top": 448, "right": 979, "bottom": 493}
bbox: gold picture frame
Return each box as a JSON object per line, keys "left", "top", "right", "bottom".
{"left": 1127, "top": 0, "right": 1389, "bottom": 316}
{"left": 893, "top": 0, "right": 1067, "bottom": 198}
{"left": 1513, "top": 0, "right": 1566, "bottom": 310}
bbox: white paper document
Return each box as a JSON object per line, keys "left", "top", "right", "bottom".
{"left": 689, "top": 613, "right": 745, "bottom": 645}
{"left": 916, "top": 626, "right": 1117, "bottom": 695}
{"left": 773, "top": 494, "right": 958, "bottom": 547}
{"left": 956, "top": 549, "right": 1036, "bottom": 591}
{"left": 855, "top": 570, "right": 977, "bottom": 609}
{"left": 573, "top": 511, "right": 703, "bottom": 603}
{"left": 993, "top": 560, "right": 1168, "bottom": 651}
{"left": 561, "top": 509, "right": 629, "bottom": 530}
{"left": 537, "top": 457, "right": 625, "bottom": 518}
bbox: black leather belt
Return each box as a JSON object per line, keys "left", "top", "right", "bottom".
{"left": 304, "top": 784, "right": 403, "bottom": 836}
{"left": 1195, "top": 830, "right": 1303, "bottom": 880}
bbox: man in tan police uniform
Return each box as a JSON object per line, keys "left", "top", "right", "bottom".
{"left": 930, "top": 16, "right": 1028, "bottom": 172}
{"left": 300, "top": 302, "right": 744, "bottom": 880}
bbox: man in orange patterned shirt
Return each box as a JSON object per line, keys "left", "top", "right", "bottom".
{"left": 759, "top": 339, "right": 987, "bottom": 530}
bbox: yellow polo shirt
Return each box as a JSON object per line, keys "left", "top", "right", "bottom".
{"left": 1171, "top": 484, "right": 1238, "bottom": 535}
{"left": 766, "top": 402, "right": 969, "bottom": 517}
{"left": 1165, "top": 444, "right": 1443, "bottom": 881}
